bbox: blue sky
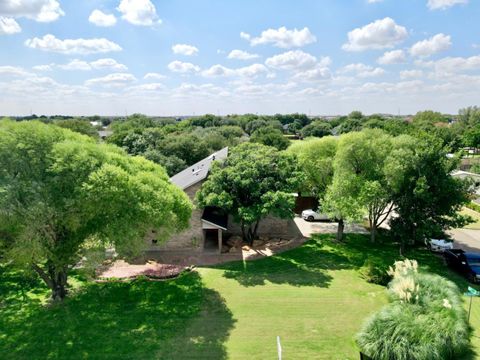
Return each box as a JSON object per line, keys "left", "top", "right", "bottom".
{"left": 0, "top": 0, "right": 479, "bottom": 115}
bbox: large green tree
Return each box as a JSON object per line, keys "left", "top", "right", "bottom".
{"left": 329, "top": 129, "right": 394, "bottom": 243}
{"left": 196, "top": 143, "right": 302, "bottom": 245}
{"left": 386, "top": 134, "right": 471, "bottom": 254}
{"left": 0, "top": 120, "right": 192, "bottom": 300}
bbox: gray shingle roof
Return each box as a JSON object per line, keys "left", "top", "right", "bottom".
{"left": 170, "top": 147, "right": 229, "bottom": 190}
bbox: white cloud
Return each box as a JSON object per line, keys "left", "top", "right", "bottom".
{"left": 0, "top": 0, "right": 64, "bottom": 22}
{"left": 167, "top": 60, "right": 200, "bottom": 73}
{"left": 293, "top": 65, "right": 331, "bottom": 82}
{"left": 89, "top": 10, "right": 117, "bottom": 27}
{"left": 410, "top": 33, "right": 451, "bottom": 57}
{"left": 243, "top": 27, "right": 316, "bottom": 48}
{"left": 265, "top": 50, "right": 317, "bottom": 70}
{"left": 0, "top": 16, "right": 20, "bottom": 35}
{"left": 91, "top": 58, "right": 127, "bottom": 71}
{"left": 236, "top": 63, "right": 269, "bottom": 77}
{"left": 0, "top": 65, "right": 30, "bottom": 77}
{"left": 427, "top": 0, "right": 468, "bottom": 10}
{"left": 144, "top": 72, "right": 166, "bottom": 80}
{"left": 32, "top": 64, "right": 53, "bottom": 71}
{"left": 172, "top": 44, "right": 199, "bottom": 56}
{"left": 202, "top": 63, "right": 269, "bottom": 78}
{"left": 117, "top": 0, "right": 160, "bottom": 26}
{"left": 342, "top": 17, "right": 408, "bottom": 51}
{"left": 367, "top": 0, "right": 384, "bottom": 3}
{"left": 419, "top": 55, "right": 480, "bottom": 74}
{"left": 227, "top": 49, "right": 259, "bottom": 60}
{"left": 377, "top": 49, "right": 407, "bottom": 64}
{"left": 25, "top": 34, "right": 122, "bottom": 55}
{"left": 202, "top": 65, "right": 235, "bottom": 77}
{"left": 400, "top": 70, "right": 424, "bottom": 79}
{"left": 60, "top": 59, "right": 91, "bottom": 71}
{"left": 127, "top": 83, "right": 165, "bottom": 92}
{"left": 339, "top": 63, "right": 386, "bottom": 77}
{"left": 85, "top": 73, "right": 136, "bottom": 87}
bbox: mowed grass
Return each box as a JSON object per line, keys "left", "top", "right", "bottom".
{"left": 1, "top": 234, "right": 480, "bottom": 359}
{"left": 462, "top": 207, "right": 480, "bottom": 230}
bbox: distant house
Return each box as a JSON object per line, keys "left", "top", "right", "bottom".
{"left": 147, "top": 147, "right": 229, "bottom": 253}
{"left": 452, "top": 170, "right": 480, "bottom": 201}
{"left": 146, "top": 146, "right": 301, "bottom": 254}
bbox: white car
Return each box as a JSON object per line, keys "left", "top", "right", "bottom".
{"left": 427, "top": 239, "right": 454, "bottom": 253}
{"left": 301, "top": 209, "right": 329, "bottom": 221}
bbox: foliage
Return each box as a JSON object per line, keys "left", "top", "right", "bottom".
{"left": 54, "top": 119, "right": 99, "bottom": 138}
{"left": 300, "top": 121, "right": 332, "bottom": 138}
{"left": 357, "top": 259, "right": 470, "bottom": 360}
{"left": 386, "top": 134, "right": 472, "bottom": 251}
{"left": 466, "top": 201, "right": 480, "bottom": 212}
{"left": 413, "top": 110, "right": 449, "bottom": 127}
{"left": 250, "top": 126, "right": 290, "bottom": 150}
{"left": 0, "top": 120, "right": 192, "bottom": 300}
{"left": 359, "top": 258, "right": 392, "bottom": 286}
{"left": 196, "top": 142, "right": 302, "bottom": 245}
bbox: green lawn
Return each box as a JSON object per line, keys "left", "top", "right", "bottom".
{"left": 462, "top": 207, "right": 480, "bottom": 230}
{"left": 1, "top": 234, "right": 479, "bottom": 359}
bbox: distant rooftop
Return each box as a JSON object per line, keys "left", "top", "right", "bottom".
{"left": 170, "top": 147, "right": 229, "bottom": 190}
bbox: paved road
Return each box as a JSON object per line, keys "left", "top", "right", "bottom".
{"left": 448, "top": 229, "right": 480, "bottom": 252}
{"left": 293, "top": 216, "right": 368, "bottom": 238}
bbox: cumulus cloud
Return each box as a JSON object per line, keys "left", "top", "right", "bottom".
{"left": 265, "top": 50, "right": 318, "bottom": 70}
{"left": 418, "top": 55, "right": 480, "bottom": 74}
{"left": 172, "top": 44, "right": 199, "bottom": 56}
{"left": 167, "top": 60, "right": 200, "bottom": 73}
{"left": 400, "top": 70, "right": 424, "bottom": 79}
{"left": 410, "top": 33, "right": 451, "bottom": 57}
{"left": 0, "top": 65, "right": 31, "bottom": 77}
{"left": 85, "top": 73, "right": 136, "bottom": 87}
{"left": 25, "top": 34, "right": 122, "bottom": 55}
{"left": 342, "top": 17, "right": 408, "bottom": 51}
{"left": 227, "top": 49, "right": 259, "bottom": 60}
{"left": 32, "top": 64, "right": 53, "bottom": 71}
{"left": 242, "top": 27, "right": 316, "bottom": 48}
{"left": 0, "top": 16, "right": 20, "bottom": 35}
{"left": 90, "top": 58, "right": 127, "bottom": 71}
{"left": 201, "top": 63, "right": 269, "bottom": 78}
{"left": 0, "top": 0, "right": 64, "bottom": 22}
{"left": 144, "top": 72, "right": 166, "bottom": 80}
{"left": 89, "top": 10, "right": 117, "bottom": 27}
{"left": 427, "top": 0, "right": 468, "bottom": 10}
{"left": 60, "top": 59, "right": 91, "bottom": 71}
{"left": 339, "top": 63, "right": 386, "bottom": 77}
{"left": 293, "top": 65, "right": 331, "bottom": 82}
{"left": 377, "top": 49, "right": 407, "bottom": 64}
{"left": 117, "top": 0, "right": 160, "bottom": 26}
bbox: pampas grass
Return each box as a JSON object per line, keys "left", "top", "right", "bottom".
{"left": 357, "top": 260, "right": 471, "bottom": 360}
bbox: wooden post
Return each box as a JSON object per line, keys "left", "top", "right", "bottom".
{"left": 218, "top": 229, "right": 222, "bottom": 254}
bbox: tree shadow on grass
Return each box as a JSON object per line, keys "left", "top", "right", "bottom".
{"left": 0, "top": 271, "right": 235, "bottom": 360}
{"left": 216, "top": 237, "right": 359, "bottom": 288}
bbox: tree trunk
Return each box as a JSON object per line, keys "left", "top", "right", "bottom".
{"left": 241, "top": 220, "right": 260, "bottom": 246}
{"left": 370, "top": 223, "right": 377, "bottom": 244}
{"left": 32, "top": 263, "right": 68, "bottom": 301}
{"left": 336, "top": 219, "right": 345, "bottom": 242}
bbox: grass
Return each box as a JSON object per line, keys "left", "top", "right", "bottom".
{"left": 462, "top": 207, "right": 480, "bottom": 230}
{"left": 1, "top": 234, "right": 480, "bottom": 359}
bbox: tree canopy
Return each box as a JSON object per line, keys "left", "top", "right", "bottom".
{"left": 196, "top": 142, "right": 302, "bottom": 245}
{"left": 0, "top": 120, "right": 192, "bottom": 300}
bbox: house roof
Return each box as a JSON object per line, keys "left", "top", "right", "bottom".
{"left": 201, "top": 206, "right": 228, "bottom": 230}
{"left": 170, "top": 147, "right": 228, "bottom": 190}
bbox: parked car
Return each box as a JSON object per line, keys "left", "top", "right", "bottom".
{"left": 301, "top": 209, "right": 329, "bottom": 221}
{"left": 426, "top": 239, "right": 453, "bottom": 253}
{"left": 444, "top": 249, "right": 480, "bottom": 283}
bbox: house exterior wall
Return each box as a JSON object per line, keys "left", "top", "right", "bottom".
{"left": 227, "top": 215, "right": 300, "bottom": 240}
{"left": 146, "top": 181, "right": 204, "bottom": 251}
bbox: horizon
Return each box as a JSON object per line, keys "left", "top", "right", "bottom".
{"left": 1, "top": 0, "right": 479, "bottom": 115}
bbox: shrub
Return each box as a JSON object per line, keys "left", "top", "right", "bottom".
{"left": 359, "top": 259, "right": 392, "bottom": 286}
{"left": 357, "top": 259, "right": 471, "bottom": 360}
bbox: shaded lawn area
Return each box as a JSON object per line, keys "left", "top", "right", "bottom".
{"left": 1, "top": 234, "right": 480, "bottom": 359}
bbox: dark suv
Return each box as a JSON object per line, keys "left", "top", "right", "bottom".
{"left": 444, "top": 249, "right": 480, "bottom": 283}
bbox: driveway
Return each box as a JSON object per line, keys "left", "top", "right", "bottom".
{"left": 293, "top": 216, "right": 368, "bottom": 238}
{"left": 448, "top": 229, "right": 480, "bottom": 253}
